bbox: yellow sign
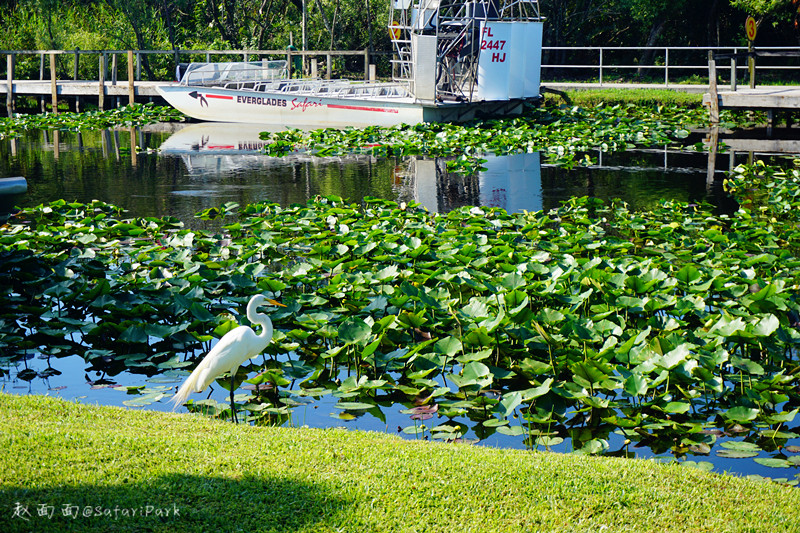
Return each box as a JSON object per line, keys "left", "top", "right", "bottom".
{"left": 390, "top": 22, "right": 402, "bottom": 41}
{"left": 745, "top": 16, "right": 757, "bottom": 41}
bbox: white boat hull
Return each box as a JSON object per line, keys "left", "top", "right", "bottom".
{"left": 157, "top": 84, "right": 530, "bottom": 127}
{"left": 157, "top": 84, "right": 430, "bottom": 127}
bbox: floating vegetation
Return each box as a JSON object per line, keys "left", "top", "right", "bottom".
{"left": 0, "top": 103, "right": 185, "bottom": 139}
{"left": 2, "top": 155, "right": 800, "bottom": 481}
{"left": 261, "top": 103, "right": 708, "bottom": 171}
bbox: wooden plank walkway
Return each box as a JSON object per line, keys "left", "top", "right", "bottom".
{"left": 703, "top": 50, "right": 800, "bottom": 128}
{"left": 0, "top": 79, "right": 163, "bottom": 98}
{"left": 702, "top": 86, "right": 800, "bottom": 114}
{"left": 543, "top": 82, "right": 708, "bottom": 93}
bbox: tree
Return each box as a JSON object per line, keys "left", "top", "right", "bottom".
{"left": 25, "top": 0, "right": 64, "bottom": 48}
{"left": 730, "top": 0, "right": 800, "bottom": 43}
{"left": 731, "top": 0, "right": 793, "bottom": 17}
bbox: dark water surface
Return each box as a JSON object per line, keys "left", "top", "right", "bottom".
{"left": 2, "top": 122, "right": 799, "bottom": 483}
{"left": 0, "top": 122, "right": 735, "bottom": 220}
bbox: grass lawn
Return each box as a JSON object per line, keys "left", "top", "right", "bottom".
{"left": 1, "top": 392, "right": 799, "bottom": 532}
{"left": 544, "top": 88, "right": 705, "bottom": 108}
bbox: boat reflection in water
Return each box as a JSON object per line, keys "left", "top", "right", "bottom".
{"left": 158, "top": 122, "right": 737, "bottom": 217}
{"left": 156, "top": 122, "right": 414, "bottom": 212}
{"left": 158, "top": 122, "right": 545, "bottom": 214}
{"left": 159, "top": 122, "right": 290, "bottom": 176}
{"left": 406, "top": 153, "right": 542, "bottom": 213}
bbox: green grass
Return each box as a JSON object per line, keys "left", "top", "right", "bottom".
{"left": 1, "top": 394, "right": 799, "bottom": 532}
{"left": 544, "top": 89, "right": 705, "bottom": 108}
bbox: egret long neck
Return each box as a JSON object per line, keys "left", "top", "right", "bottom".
{"left": 254, "top": 314, "right": 273, "bottom": 341}
{"left": 246, "top": 296, "right": 273, "bottom": 341}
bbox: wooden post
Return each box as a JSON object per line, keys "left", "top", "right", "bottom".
{"left": 49, "top": 52, "right": 58, "bottom": 114}
{"left": 127, "top": 50, "right": 135, "bottom": 105}
{"left": 599, "top": 48, "right": 603, "bottom": 85}
{"left": 136, "top": 51, "right": 141, "bottom": 80}
{"left": 73, "top": 49, "right": 81, "bottom": 112}
{"left": 748, "top": 41, "right": 755, "bottom": 89}
{"left": 39, "top": 53, "right": 45, "bottom": 112}
{"left": 706, "top": 126, "right": 719, "bottom": 187}
{"left": 53, "top": 130, "right": 60, "bottom": 160}
{"left": 129, "top": 127, "right": 137, "bottom": 167}
{"left": 6, "top": 53, "right": 14, "bottom": 116}
{"left": 369, "top": 63, "right": 376, "bottom": 81}
{"left": 364, "top": 49, "right": 369, "bottom": 80}
{"left": 326, "top": 54, "right": 332, "bottom": 80}
{"left": 730, "top": 57, "right": 737, "bottom": 91}
{"left": 707, "top": 51, "right": 719, "bottom": 124}
{"left": 111, "top": 51, "right": 118, "bottom": 110}
{"left": 113, "top": 130, "right": 121, "bottom": 161}
{"left": 101, "top": 129, "right": 109, "bottom": 158}
{"left": 98, "top": 54, "right": 106, "bottom": 110}
{"left": 311, "top": 58, "right": 318, "bottom": 78}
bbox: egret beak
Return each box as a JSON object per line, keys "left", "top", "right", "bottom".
{"left": 264, "top": 298, "right": 286, "bottom": 307}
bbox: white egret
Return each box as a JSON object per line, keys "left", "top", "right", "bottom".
{"left": 170, "top": 294, "right": 282, "bottom": 423}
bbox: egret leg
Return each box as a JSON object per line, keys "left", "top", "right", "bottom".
{"left": 229, "top": 372, "right": 238, "bottom": 424}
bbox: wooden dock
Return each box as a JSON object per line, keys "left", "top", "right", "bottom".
{"left": 1, "top": 48, "right": 376, "bottom": 115}
{"left": 703, "top": 86, "right": 800, "bottom": 121}
{"left": 0, "top": 80, "right": 164, "bottom": 108}
{"left": 0, "top": 79, "right": 163, "bottom": 97}
{"left": 703, "top": 50, "right": 800, "bottom": 128}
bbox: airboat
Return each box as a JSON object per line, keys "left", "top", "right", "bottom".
{"left": 157, "top": 0, "right": 544, "bottom": 127}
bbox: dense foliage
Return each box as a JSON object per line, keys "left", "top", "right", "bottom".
{"left": 1, "top": 1, "right": 798, "bottom": 82}
{"left": 0, "top": 103, "right": 184, "bottom": 139}
{"left": 261, "top": 102, "right": 712, "bottom": 172}
{"left": 2, "top": 154, "right": 800, "bottom": 479}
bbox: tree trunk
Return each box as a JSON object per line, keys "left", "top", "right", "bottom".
{"left": 255, "top": 0, "right": 275, "bottom": 49}
{"left": 364, "top": 0, "right": 373, "bottom": 52}
{"left": 637, "top": 19, "right": 667, "bottom": 78}
{"left": 162, "top": 1, "right": 180, "bottom": 72}
{"left": 329, "top": 0, "right": 340, "bottom": 50}
{"left": 707, "top": 0, "right": 720, "bottom": 47}
{"left": 206, "top": 0, "right": 241, "bottom": 48}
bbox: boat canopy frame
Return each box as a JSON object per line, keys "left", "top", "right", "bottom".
{"left": 178, "top": 60, "right": 411, "bottom": 100}
{"left": 389, "top": 0, "right": 543, "bottom": 102}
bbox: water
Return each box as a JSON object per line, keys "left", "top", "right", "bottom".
{"left": 2, "top": 121, "right": 799, "bottom": 483}
{"left": 0, "top": 122, "right": 736, "bottom": 220}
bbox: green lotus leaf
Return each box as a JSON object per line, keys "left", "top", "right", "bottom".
{"left": 730, "top": 355, "right": 764, "bottom": 375}
{"left": 495, "top": 391, "right": 523, "bottom": 418}
{"left": 496, "top": 425, "right": 525, "bottom": 437}
{"left": 623, "top": 374, "right": 649, "bottom": 396}
{"left": 535, "top": 436, "right": 564, "bottom": 447}
{"left": 753, "top": 457, "right": 791, "bottom": 469}
{"left": 434, "top": 336, "right": 463, "bottom": 357}
{"left": 338, "top": 317, "right": 372, "bottom": 345}
{"left": 333, "top": 401, "right": 375, "bottom": 411}
{"left": 720, "top": 441, "right": 761, "bottom": 452}
{"left": 750, "top": 314, "right": 779, "bottom": 337}
{"left": 662, "top": 402, "right": 691, "bottom": 414}
{"left": 722, "top": 406, "right": 759, "bottom": 423}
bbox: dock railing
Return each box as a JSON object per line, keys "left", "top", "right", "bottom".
{"left": 543, "top": 46, "right": 800, "bottom": 86}
{"left": 706, "top": 48, "right": 800, "bottom": 125}
{"left": 2, "top": 46, "right": 800, "bottom": 113}
{"left": 5, "top": 45, "right": 800, "bottom": 83}
{"left": 2, "top": 48, "right": 376, "bottom": 82}
{"left": 1, "top": 48, "right": 378, "bottom": 113}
